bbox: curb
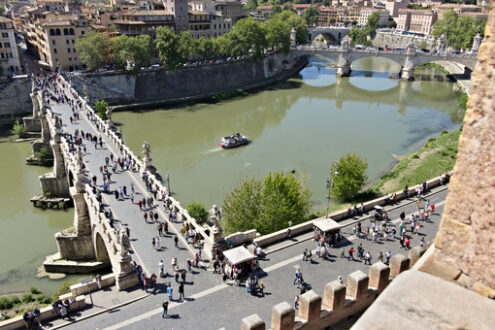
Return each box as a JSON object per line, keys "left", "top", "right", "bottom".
{"left": 51, "top": 291, "right": 151, "bottom": 329}
{"left": 265, "top": 185, "right": 449, "bottom": 256}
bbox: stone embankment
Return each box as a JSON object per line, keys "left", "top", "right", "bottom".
{"left": 0, "top": 76, "right": 32, "bottom": 127}
{"left": 69, "top": 53, "right": 308, "bottom": 110}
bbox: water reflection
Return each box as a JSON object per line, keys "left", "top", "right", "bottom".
{"left": 114, "top": 56, "right": 463, "bottom": 209}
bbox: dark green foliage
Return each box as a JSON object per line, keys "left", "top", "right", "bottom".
{"left": 94, "top": 100, "right": 108, "bottom": 120}
{"left": 223, "top": 172, "right": 311, "bottom": 235}
{"left": 76, "top": 31, "right": 111, "bottom": 70}
{"left": 432, "top": 9, "right": 486, "bottom": 50}
{"left": 113, "top": 35, "right": 152, "bottom": 73}
{"left": 331, "top": 153, "right": 369, "bottom": 202}
{"left": 186, "top": 202, "right": 209, "bottom": 225}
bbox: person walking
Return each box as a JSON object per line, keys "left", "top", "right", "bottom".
{"left": 386, "top": 250, "right": 392, "bottom": 264}
{"left": 174, "top": 236, "right": 179, "bottom": 248}
{"left": 166, "top": 283, "right": 173, "bottom": 301}
{"left": 161, "top": 300, "right": 169, "bottom": 318}
{"left": 364, "top": 251, "right": 372, "bottom": 265}
{"left": 348, "top": 247, "right": 355, "bottom": 261}
{"left": 179, "top": 283, "right": 185, "bottom": 300}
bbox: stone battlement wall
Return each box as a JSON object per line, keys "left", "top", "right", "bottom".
{"left": 240, "top": 246, "right": 429, "bottom": 330}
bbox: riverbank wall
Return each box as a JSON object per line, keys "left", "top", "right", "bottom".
{"left": 69, "top": 53, "right": 308, "bottom": 110}
{"left": 0, "top": 75, "right": 32, "bottom": 127}
{"left": 372, "top": 32, "right": 436, "bottom": 49}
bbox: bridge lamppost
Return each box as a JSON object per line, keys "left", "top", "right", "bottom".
{"left": 166, "top": 174, "right": 170, "bottom": 194}
{"left": 325, "top": 166, "right": 338, "bottom": 218}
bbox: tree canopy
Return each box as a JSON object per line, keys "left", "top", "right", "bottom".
{"left": 349, "top": 12, "right": 381, "bottom": 46}
{"left": 303, "top": 7, "right": 319, "bottom": 27}
{"left": 223, "top": 172, "right": 311, "bottom": 235}
{"left": 76, "top": 31, "right": 111, "bottom": 70}
{"left": 432, "top": 9, "right": 486, "bottom": 50}
{"left": 331, "top": 153, "right": 368, "bottom": 202}
{"left": 155, "top": 26, "right": 182, "bottom": 69}
{"left": 112, "top": 34, "right": 152, "bottom": 72}
{"left": 186, "top": 202, "right": 209, "bottom": 225}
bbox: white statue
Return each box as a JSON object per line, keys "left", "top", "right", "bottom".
{"left": 142, "top": 141, "right": 151, "bottom": 160}
{"left": 106, "top": 107, "right": 112, "bottom": 121}
{"left": 120, "top": 231, "right": 131, "bottom": 255}
{"left": 209, "top": 204, "right": 222, "bottom": 229}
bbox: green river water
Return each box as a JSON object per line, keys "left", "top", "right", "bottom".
{"left": 0, "top": 56, "right": 463, "bottom": 295}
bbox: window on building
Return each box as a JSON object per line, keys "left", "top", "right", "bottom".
{"left": 69, "top": 57, "right": 72, "bottom": 61}
{"left": 72, "top": 39, "right": 75, "bottom": 44}
{"left": 2, "top": 32, "right": 8, "bottom": 38}
{"left": 73, "top": 48, "right": 76, "bottom": 53}
{"left": 50, "top": 29, "right": 55, "bottom": 36}
{"left": 81, "top": 31, "right": 85, "bottom": 35}
{"left": 0, "top": 53, "right": 4, "bottom": 59}
{"left": 54, "top": 48, "right": 57, "bottom": 54}
{"left": 66, "top": 39, "right": 69, "bottom": 44}
{"left": 69, "top": 28, "right": 74, "bottom": 35}
{"left": 4, "top": 42, "right": 10, "bottom": 48}
{"left": 56, "top": 29, "right": 61, "bottom": 35}
{"left": 63, "top": 28, "right": 68, "bottom": 35}
{"left": 67, "top": 48, "right": 71, "bottom": 53}
{"left": 52, "top": 40, "right": 56, "bottom": 45}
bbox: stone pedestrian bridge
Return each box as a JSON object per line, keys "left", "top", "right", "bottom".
{"left": 26, "top": 76, "right": 225, "bottom": 290}
{"left": 292, "top": 38, "right": 477, "bottom": 80}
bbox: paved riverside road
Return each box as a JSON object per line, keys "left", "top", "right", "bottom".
{"left": 46, "top": 137, "right": 448, "bottom": 330}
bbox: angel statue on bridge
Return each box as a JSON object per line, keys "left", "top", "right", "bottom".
{"left": 209, "top": 204, "right": 222, "bottom": 230}
{"left": 142, "top": 141, "right": 151, "bottom": 160}
{"left": 120, "top": 230, "right": 131, "bottom": 256}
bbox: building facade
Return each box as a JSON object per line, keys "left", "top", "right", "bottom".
{"left": 397, "top": 9, "right": 437, "bottom": 35}
{"left": 0, "top": 16, "right": 21, "bottom": 76}
{"left": 359, "top": 7, "right": 389, "bottom": 26}
{"left": 384, "top": 0, "right": 409, "bottom": 18}
{"left": 161, "top": 0, "right": 189, "bottom": 32}
{"left": 114, "top": 10, "right": 175, "bottom": 36}
{"left": 38, "top": 17, "right": 90, "bottom": 71}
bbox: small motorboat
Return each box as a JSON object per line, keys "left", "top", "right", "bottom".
{"left": 219, "top": 132, "right": 249, "bottom": 149}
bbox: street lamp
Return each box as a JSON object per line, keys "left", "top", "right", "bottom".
{"left": 166, "top": 174, "right": 170, "bottom": 194}
{"left": 325, "top": 167, "right": 338, "bottom": 218}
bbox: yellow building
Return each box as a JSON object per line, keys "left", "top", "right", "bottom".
{"left": 38, "top": 17, "right": 90, "bottom": 71}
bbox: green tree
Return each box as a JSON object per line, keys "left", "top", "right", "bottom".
{"left": 302, "top": 7, "right": 319, "bottom": 27}
{"left": 94, "top": 100, "right": 108, "bottom": 120}
{"left": 155, "top": 26, "right": 182, "bottom": 69}
{"left": 230, "top": 17, "right": 267, "bottom": 59}
{"left": 76, "top": 31, "right": 111, "bottom": 70}
{"left": 223, "top": 172, "right": 311, "bottom": 235}
{"left": 282, "top": 3, "right": 295, "bottom": 12}
{"left": 266, "top": 18, "right": 291, "bottom": 53}
{"left": 364, "top": 11, "right": 380, "bottom": 35}
{"left": 11, "top": 119, "right": 26, "bottom": 138}
{"left": 349, "top": 27, "right": 370, "bottom": 45}
{"left": 245, "top": 0, "right": 258, "bottom": 11}
{"left": 197, "top": 37, "right": 215, "bottom": 59}
{"left": 186, "top": 202, "right": 209, "bottom": 225}
{"left": 432, "top": 9, "right": 485, "bottom": 50}
{"left": 270, "top": 5, "right": 282, "bottom": 16}
{"left": 178, "top": 31, "right": 198, "bottom": 60}
{"left": 271, "top": 10, "right": 308, "bottom": 44}
{"left": 331, "top": 153, "right": 368, "bottom": 201}
{"left": 112, "top": 34, "right": 152, "bottom": 72}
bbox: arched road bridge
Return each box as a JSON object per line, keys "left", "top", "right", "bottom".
{"left": 291, "top": 36, "right": 478, "bottom": 80}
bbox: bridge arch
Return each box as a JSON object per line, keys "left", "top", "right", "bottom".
{"left": 311, "top": 33, "right": 339, "bottom": 46}
{"left": 94, "top": 231, "right": 111, "bottom": 263}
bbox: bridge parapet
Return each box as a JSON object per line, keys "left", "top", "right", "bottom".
{"left": 61, "top": 76, "right": 223, "bottom": 259}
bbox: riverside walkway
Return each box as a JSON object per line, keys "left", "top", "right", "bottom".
{"left": 38, "top": 74, "right": 450, "bottom": 329}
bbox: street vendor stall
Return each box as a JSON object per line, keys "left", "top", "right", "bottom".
{"left": 313, "top": 218, "right": 343, "bottom": 245}
{"left": 221, "top": 246, "right": 256, "bottom": 280}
